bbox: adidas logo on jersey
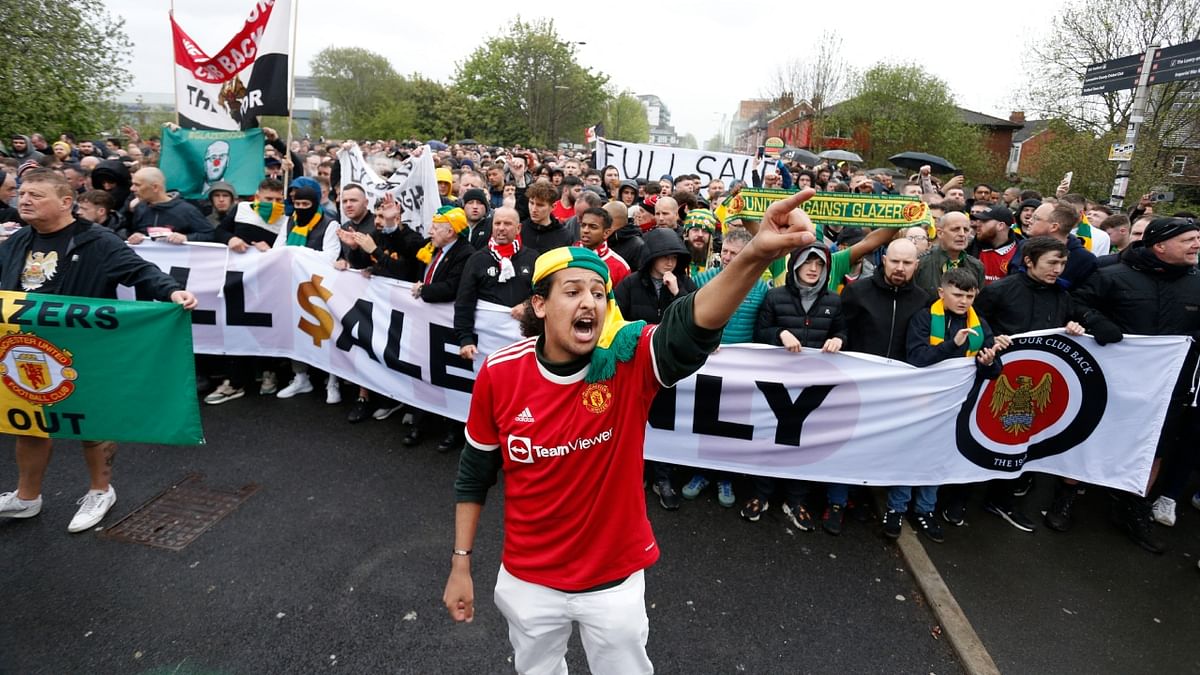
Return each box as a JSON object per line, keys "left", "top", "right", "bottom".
{"left": 514, "top": 407, "right": 535, "bottom": 423}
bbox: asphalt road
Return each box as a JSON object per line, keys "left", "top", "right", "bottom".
{"left": 1, "top": 386, "right": 960, "bottom": 675}
{"left": 921, "top": 475, "right": 1200, "bottom": 674}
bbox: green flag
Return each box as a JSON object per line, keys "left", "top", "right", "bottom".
{"left": 0, "top": 291, "right": 203, "bottom": 445}
{"left": 159, "top": 126, "right": 265, "bottom": 199}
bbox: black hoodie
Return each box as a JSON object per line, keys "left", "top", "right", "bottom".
{"left": 91, "top": 159, "right": 132, "bottom": 216}
{"left": 614, "top": 228, "right": 696, "bottom": 324}
{"left": 756, "top": 242, "right": 846, "bottom": 348}
{"left": 841, "top": 265, "right": 929, "bottom": 359}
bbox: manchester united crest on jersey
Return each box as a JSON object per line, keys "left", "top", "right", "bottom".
{"left": 581, "top": 382, "right": 613, "bottom": 414}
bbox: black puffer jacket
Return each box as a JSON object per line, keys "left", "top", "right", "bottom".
{"left": 1073, "top": 244, "right": 1200, "bottom": 401}
{"left": 755, "top": 242, "right": 847, "bottom": 348}
{"left": 614, "top": 228, "right": 696, "bottom": 324}
{"left": 841, "top": 265, "right": 929, "bottom": 359}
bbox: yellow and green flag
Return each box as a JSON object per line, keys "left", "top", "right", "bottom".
{"left": 0, "top": 291, "right": 203, "bottom": 444}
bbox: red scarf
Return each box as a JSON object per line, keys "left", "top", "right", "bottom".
{"left": 575, "top": 240, "right": 610, "bottom": 258}
{"left": 488, "top": 236, "right": 520, "bottom": 261}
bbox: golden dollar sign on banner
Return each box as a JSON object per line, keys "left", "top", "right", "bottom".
{"left": 297, "top": 274, "right": 335, "bottom": 346}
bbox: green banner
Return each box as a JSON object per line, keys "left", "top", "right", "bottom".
{"left": 721, "top": 188, "right": 934, "bottom": 229}
{"left": 0, "top": 291, "right": 203, "bottom": 445}
{"left": 159, "top": 126, "right": 266, "bottom": 199}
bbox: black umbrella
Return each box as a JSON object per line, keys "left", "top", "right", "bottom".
{"left": 866, "top": 167, "right": 906, "bottom": 178}
{"left": 889, "top": 151, "right": 957, "bottom": 173}
{"left": 781, "top": 147, "right": 820, "bottom": 165}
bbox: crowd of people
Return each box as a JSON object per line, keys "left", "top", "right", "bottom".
{"left": 0, "top": 129, "right": 1197, "bottom": 562}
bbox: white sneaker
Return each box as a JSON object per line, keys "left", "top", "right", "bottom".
{"left": 0, "top": 491, "right": 42, "bottom": 519}
{"left": 276, "top": 373, "right": 313, "bottom": 398}
{"left": 259, "top": 371, "right": 278, "bottom": 395}
{"left": 68, "top": 486, "right": 116, "bottom": 533}
{"left": 203, "top": 380, "right": 244, "bottom": 405}
{"left": 326, "top": 376, "right": 342, "bottom": 405}
{"left": 1152, "top": 496, "right": 1177, "bottom": 527}
{"left": 372, "top": 402, "right": 404, "bottom": 420}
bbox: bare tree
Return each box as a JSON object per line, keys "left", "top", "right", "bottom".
{"left": 1021, "top": 0, "right": 1199, "bottom": 135}
{"left": 762, "top": 31, "right": 852, "bottom": 112}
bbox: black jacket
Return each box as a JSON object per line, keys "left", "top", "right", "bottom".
{"left": 609, "top": 221, "right": 646, "bottom": 271}
{"left": 365, "top": 225, "right": 425, "bottom": 281}
{"left": 906, "top": 305, "right": 1001, "bottom": 377}
{"left": 418, "top": 238, "right": 473, "bottom": 303}
{"left": 614, "top": 228, "right": 696, "bottom": 324}
{"left": 1073, "top": 245, "right": 1200, "bottom": 400}
{"left": 468, "top": 214, "right": 493, "bottom": 251}
{"left": 0, "top": 219, "right": 182, "bottom": 300}
{"left": 520, "top": 217, "right": 573, "bottom": 256}
{"left": 841, "top": 266, "right": 929, "bottom": 359}
{"left": 975, "top": 272, "right": 1086, "bottom": 335}
{"left": 339, "top": 212, "right": 377, "bottom": 269}
{"left": 453, "top": 246, "right": 538, "bottom": 347}
{"left": 755, "top": 242, "right": 846, "bottom": 348}
{"left": 130, "top": 197, "right": 216, "bottom": 242}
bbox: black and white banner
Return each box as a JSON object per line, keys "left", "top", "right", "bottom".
{"left": 336, "top": 143, "right": 441, "bottom": 235}
{"left": 171, "top": 0, "right": 291, "bottom": 130}
{"left": 122, "top": 243, "right": 1189, "bottom": 494}
{"left": 596, "top": 137, "right": 756, "bottom": 185}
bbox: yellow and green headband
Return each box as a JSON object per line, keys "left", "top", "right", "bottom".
{"left": 532, "top": 246, "right": 645, "bottom": 383}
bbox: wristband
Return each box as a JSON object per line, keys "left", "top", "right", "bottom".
{"left": 452, "top": 549, "right": 472, "bottom": 557}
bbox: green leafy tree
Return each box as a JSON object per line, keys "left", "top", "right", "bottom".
{"left": 704, "top": 134, "right": 725, "bottom": 151}
{"left": 829, "top": 64, "right": 1001, "bottom": 184}
{"left": 1022, "top": 120, "right": 1121, "bottom": 197}
{"left": 678, "top": 133, "right": 699, "bottom": 150}
{"left": 311, "top": 47, "right": 413, "bottom": 138}
{"left": 602, "top": 91, "right": 649, "bottom": 143}
{"left": 454, "top": 17, "right": 609, "bottom": 146}
{"left": 0, "top": 0, "right": 132, "bottom": 139}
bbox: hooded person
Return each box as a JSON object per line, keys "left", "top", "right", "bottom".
{"left": 8, "top": 134, "right": 44, "bottom": 162}
{"left": 206, "top": 180, "right": 237, "bottom": 226}
{"left": 744, "top": 240, "right": 847, "bottom": 527}
{"left": 91, "top": 158, "right": 133, "bottom": 216}
{"left": 613, "top": 227, "right": 697, "bottom": 326}
{"left": 616, "top": 179, "right": 639, "bottom": 207}
{"left": 273, "top": 183, "right": 339, "bottom": 264}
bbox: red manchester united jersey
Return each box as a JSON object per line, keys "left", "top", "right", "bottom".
{"left": 465, "top": 327, "right": 664, "bottom": 591}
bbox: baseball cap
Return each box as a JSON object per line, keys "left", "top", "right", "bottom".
{"left": 969, "top": 205, "right": 1014, "bottom": 225}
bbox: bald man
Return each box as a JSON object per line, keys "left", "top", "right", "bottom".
{"left": 914, "top": 211, "right": 984, "bottom": 297}
{"left": 454, "top": 206, "right": 538, "bottom": 361}
{"left": 654, "top": 196, "right": 680, "bottom": 231}
{"left": 127, "top": 167, "right": 215, "bottom": 245}
{"left": 842, "top": 238, "right": 929, "bottom": 360}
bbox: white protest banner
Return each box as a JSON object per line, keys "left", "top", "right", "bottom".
{"left": 122, "top": 243, "right": 1187, "bottom": 493}
{"left": 596, "top": 137, "right": 756, "bottom": 185}
{"left": 171, "top": 0, "right": 291, "bottom": 130}
{"left": 337, "top": 144, "right": 440, "bottom": 235}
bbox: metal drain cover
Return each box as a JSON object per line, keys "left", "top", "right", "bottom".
{"left": 101, "top": 473, "right": 259, "bottom": 551}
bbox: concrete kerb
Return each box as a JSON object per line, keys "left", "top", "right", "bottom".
{"left": 895, "top": 526, "right": 1001, "bottom": 675}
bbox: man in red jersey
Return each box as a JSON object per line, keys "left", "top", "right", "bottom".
{"left": 442, "top": 189, "right": 821, "bottom": 674}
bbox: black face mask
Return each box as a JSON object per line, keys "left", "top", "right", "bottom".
{"left": 291, "top": 187, "right": 320, "bottom": 224}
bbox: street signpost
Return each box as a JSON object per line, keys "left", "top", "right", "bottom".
{"left": 1081, "top": 53, "right": 1145, "bottom": 95}
{"left": 1083, "top": 40, "right": 1200, "bottom": 208}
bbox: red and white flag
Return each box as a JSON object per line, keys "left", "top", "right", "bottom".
{"left": 172, "top": 0, "right": 292, "bottom": 130}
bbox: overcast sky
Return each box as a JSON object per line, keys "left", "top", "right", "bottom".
{"left": 112, "top": 0, "right": 1072, "bottom": 142}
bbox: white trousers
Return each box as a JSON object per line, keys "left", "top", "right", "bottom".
{"left": 493, "top": 564, "right": 653, "bottom": 675}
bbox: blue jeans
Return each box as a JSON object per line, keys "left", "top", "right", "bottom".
{"left": 826, "top": 483, "right": 849, "bottom": 507}
{"left": 887, "top": 486, "right": 938, "bottom": 514}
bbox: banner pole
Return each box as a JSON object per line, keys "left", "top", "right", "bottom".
{"left": 283, "top": 0, "right": 299, "bottom": 186}
{"left": 170, "top": 1, "right": 180, "bottom": 126}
